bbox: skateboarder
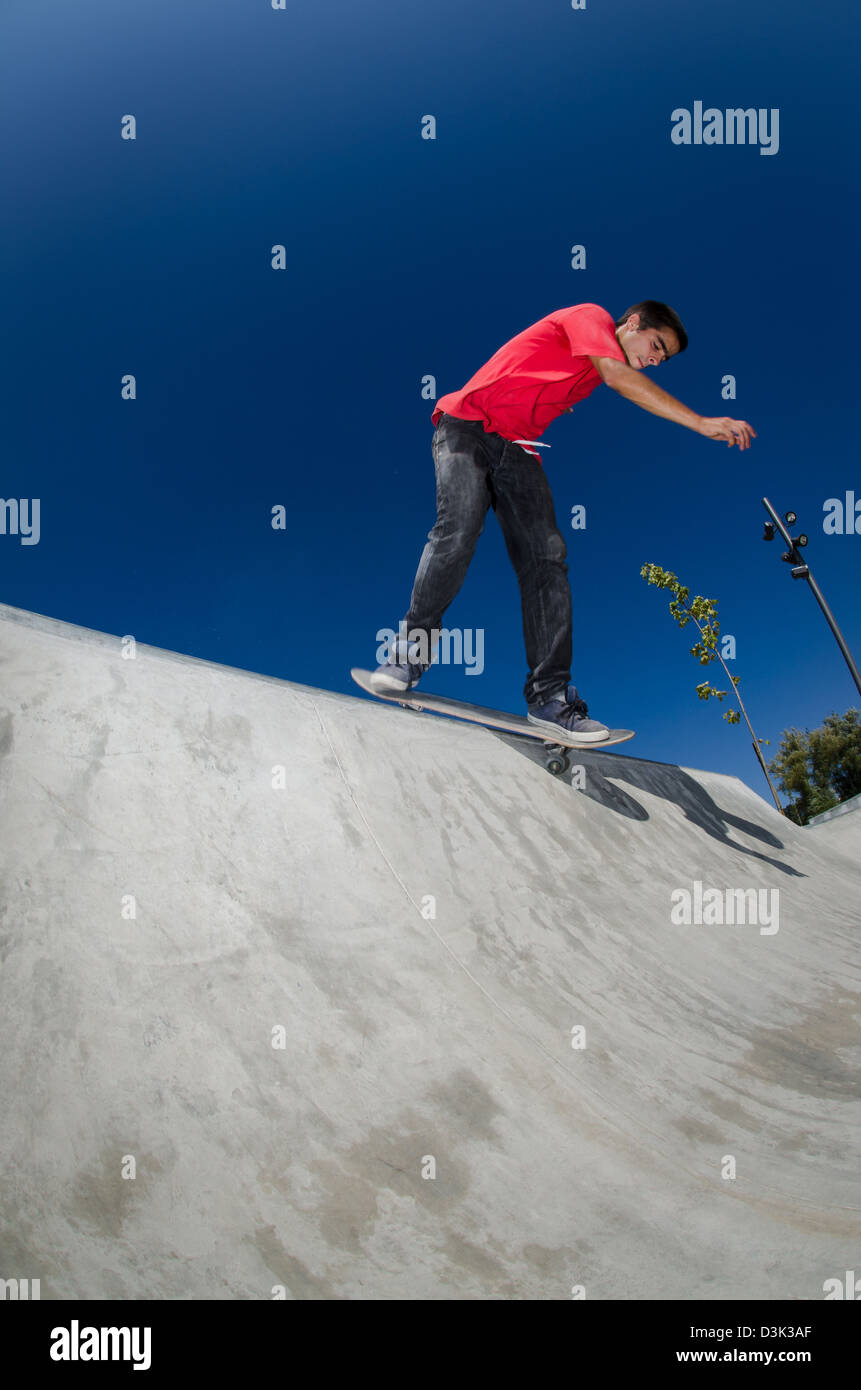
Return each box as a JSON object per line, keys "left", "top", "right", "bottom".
{"left": 371, "top": 300, "right": 756, "bottom": 742}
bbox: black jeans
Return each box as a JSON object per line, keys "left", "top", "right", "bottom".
{"left": 402, "top": 412, "right": 572, "bottom": 706}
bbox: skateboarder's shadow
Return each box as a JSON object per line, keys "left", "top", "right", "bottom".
{"left": 501, "top": 738, "right": 804, "bottom": 878}
{"left": 581, "top": 754, "right": 805, "bottom": 878}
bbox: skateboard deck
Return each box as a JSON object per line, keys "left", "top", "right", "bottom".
{"left": 350, "top": 669, "right": 635, "bottom": 774}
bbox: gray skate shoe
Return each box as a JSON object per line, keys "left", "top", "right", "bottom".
{"left": 527, "top": 683, "right": 609, "bottom": 743}
{"left": 369, "top": 637, "right": 425, "bottom": 694}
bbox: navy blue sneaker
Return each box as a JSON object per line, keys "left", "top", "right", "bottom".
{"left": 527, "top": 684, "right": 609, "bottom": 743}
{"left": 369, "top": 637, "right": 425, "bottom": 694}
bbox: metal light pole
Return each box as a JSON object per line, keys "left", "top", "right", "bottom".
{"left": 762, "top": 497, "right": 861, "bottom": 699}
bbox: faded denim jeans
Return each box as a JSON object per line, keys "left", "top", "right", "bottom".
{"left": 402, "top": 411, "right": 572, "bottom": 706}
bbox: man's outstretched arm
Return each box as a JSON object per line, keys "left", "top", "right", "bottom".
{"left": 589, "top": 355, "right": 757, "bottom": 450}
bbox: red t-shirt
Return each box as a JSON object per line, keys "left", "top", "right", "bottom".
{"left": 431, "top": 303, "right": 626, "bottom": 452}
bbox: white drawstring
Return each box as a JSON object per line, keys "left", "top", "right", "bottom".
{"left": 513, "top": 438, "right": 551, "bottom": 460}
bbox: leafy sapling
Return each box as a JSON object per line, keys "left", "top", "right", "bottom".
{"left": 641, "top": 562, "right": 783, "bottom": 814}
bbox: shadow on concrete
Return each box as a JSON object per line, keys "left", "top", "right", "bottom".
{"left": 495, "top": 734, "right": 805, "bottom": 879}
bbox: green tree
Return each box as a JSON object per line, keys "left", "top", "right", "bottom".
{"left": 641, "top": 562, "right": 782, "bottom": 813}
{"left": 769, "top": 709, "right": 861, "bottom": 824}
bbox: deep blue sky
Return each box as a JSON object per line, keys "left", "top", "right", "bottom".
{"left": 2, "top": 0, "right": 858, "bottom": 802}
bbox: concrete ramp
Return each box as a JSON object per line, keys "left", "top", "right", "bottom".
{"left": 0, "top": 603, "right": 858, "bottom": 1300}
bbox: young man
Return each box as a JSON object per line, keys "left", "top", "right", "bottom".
{"left": 372, "top": 300, "right": 756, "bottom": 741}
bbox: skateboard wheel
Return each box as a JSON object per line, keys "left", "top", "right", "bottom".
{"left": 546, "top": 753, "right": 569, "bottom": 776}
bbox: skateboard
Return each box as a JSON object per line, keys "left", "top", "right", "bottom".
{"left": 350, "top": 669, "right": 635, "bottom": 775}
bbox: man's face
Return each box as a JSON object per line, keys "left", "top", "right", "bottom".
{"left": 616, "top": 314, "right": 680, "bottom": 370}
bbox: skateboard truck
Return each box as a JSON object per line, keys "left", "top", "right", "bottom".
{"left": 543, "top": 744, "right": 571, "bottom": 776}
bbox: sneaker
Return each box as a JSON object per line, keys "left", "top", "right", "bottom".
{"left": 527, "top": 683, "right": 609, "bottom": 742}
{"left": 369, "top": 637, "right": 425, "bottom": 694}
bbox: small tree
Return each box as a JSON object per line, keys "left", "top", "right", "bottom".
{"left": 641, "top": 562, "right": 783, "bottom": 813}
{"left": 769, "top": 709, "right": 861, "bottom": 824}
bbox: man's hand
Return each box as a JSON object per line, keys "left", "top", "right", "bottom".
{"left": 697, "top": 417, "right": 757, "bottom": 450}
{"left": 589, "top": 356, "right": 757, "bottom": 449}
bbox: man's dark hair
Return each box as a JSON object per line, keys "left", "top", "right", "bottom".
{"left": 614, "top": 300, "right": 688, "bottom": 354}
